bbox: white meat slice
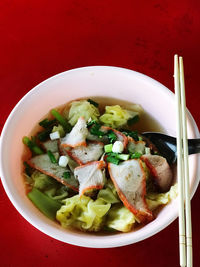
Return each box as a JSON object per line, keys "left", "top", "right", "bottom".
{"left": 74, "top": 161, "right": 106, "bottom": 196}
{"left": 108, "top": 159, "right": 153, "bottom": 222}
{"left": 68, "top": 141, "right": 104, "bottom": 165}
{"left": 28, "top": 153, "right": 79, "bottom": 191}
{"left": 41, "top": 140, "right": 59, "bottom": 153}
{"left": 141, "top": 155, "right": 173, "bottom": 192}
{"left": 61, "top": 117, "right": 88, "bottom": 148}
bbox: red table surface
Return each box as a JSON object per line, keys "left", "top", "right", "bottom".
{"left": 0, "top": 1, "right": 200, "bottom": 266}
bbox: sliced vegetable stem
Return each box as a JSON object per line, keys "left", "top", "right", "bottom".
{"left": 47, "top": 150, "right": 57, "bottom": 163}
{"left": 23, "top": 136, "right": 44, "bottom": 155}
{"left": 51, "top": 109, "right": 72, "bottom": 132}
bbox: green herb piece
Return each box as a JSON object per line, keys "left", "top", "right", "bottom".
{"left": 39, "top": 118, "right": 57, "bottom": 128}
{"left": 51, "top": 109, "right": 72, "bottom": 133}
{"left": 104, "top": 144, "right": 113, "bottom": 153}
{"left": 107, "top": 130, "right": 117, "bottom": 143}
{"left": 47, "top": 150, "right": 57, "bottom": 163}
{"left": 23, "top": 136, "right": 44, "bottom": 155}
{"left": 127, "top": 115, "right": 139, "bottom": 126}
{"left": 62, "top": 171, "right": 71, "bottom": 179}
{"left": 131, "top": 152, "right": 142, "bottom": 159}
{"left": 87, "top": 99, "right": 99, "bottom": 107}
{"left": 28, "top": 188, "right": 61, "bottom": 220}
{"left": 106, "top": 155, "right": 120, "bottom": 165}
{"left": 90, "top": 123, "right": 105, "bottom": 137}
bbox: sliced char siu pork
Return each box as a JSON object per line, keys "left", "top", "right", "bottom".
{"left": 141, "top": 154, "right": 173, "bottom": 192}
{"left": 108, "top": 159, "right": 153, "bottom": 223}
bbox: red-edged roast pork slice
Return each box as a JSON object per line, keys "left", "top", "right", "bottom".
{"left": 108, "top": 159, "right": 153, "bottom": 223}
{"left": 61, "top": 117, "right": 88, "bottom": 148}
{"left": 28, "top": 153, "right": 79, "bottom": 191}
{"left": 67, "top": 141, "right": 104, "bottom": 165}
{"left": 127, "top": 136, "right": 146, "bottom": 154}
{"left": 74, "top": 161, "right": 106, "bottom": 196}
{"left": 141, "top": 155, "right": 173, "bottom": 192}
{"left": 101, "top": 126, "right": 128, "bottom": 149}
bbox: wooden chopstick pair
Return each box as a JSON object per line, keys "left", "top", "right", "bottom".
{"left": 174, "top": 55, "right": 192, "bottom": 267}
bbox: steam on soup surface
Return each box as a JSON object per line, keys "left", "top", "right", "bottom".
{"left": 23, "top": 98, "right": 177, "bottom": 233}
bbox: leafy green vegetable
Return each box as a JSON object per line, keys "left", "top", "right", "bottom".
{"left": 99, "top": 105, "right": 139, "bottom": 128}
{"left": 87, "top": 99, "right": 99, "bottom": 107}
{"left": 106, "top": 155, "right": 120, "bottom": 165}
{"left": 67, "top": 100, "right": 100, "bottom": 126}
{"left": 56, "top": 195, "right": 111, "bottom": 231}
{"left": 37, "top": 128, "right": 52, "bottom": 142}
{"left": 23, "top": 136, "right": 44, "bottom": 155}
{"left": 106, "top": 152, "right": 130, "bottom": 164}
{"left": 51, "top": 109, "right": 72, "bottom": 132}
{"left": 106, "top": 204, "right": 135, "bottom": 232}
{"left": 23, "top": 161, "right": 34, "bottom": 176}
{"left": 28, "top": 188, "right": 62, "bottom": 220}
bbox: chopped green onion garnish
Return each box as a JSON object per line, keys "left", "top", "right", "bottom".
{"left": 107, "top": 130, "right": 117, "bottom": 143}
{"left": 127, "top": 115, "right": 139, "bottom": 126}
{"left": 63, "top": 171, "right": 71, "bottom": 179}
{"left": 47, "top": 150, "right": 57, "bottom": 163}
{"left": 51, "top": 109, "right": 72, "bottom": 133}
{"left": 104, "top": 144, "right": 113, "bottom": 153}
{"left": 23, "top": 161, "right": 33, "bottom": 176}
{"left": 87, "top": 99, "right": 99, "bottom": 107}
{"left": 131, "top": 152, "right": 142, "bottom": 159}
{"left": 39, "top": 118, "right": 57, "bottom": 128}
{"left": 23, "top": 136, "right": 44, "bottom": 155}
{"left": 106, "top": 155, "right": 120, "bottom": 165}
{"left": 117, "top": 154, "right": 130, "bottom": 161}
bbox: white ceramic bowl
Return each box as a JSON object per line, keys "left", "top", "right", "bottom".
{"left": 0, "top": 66, "right": 200, "bottom": 248}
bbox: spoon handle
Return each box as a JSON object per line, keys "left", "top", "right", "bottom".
{"left": 188, "top": 139, "right": 200, "bottom": 155}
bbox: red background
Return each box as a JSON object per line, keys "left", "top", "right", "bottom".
{"left": 0, "top": 1, "right": 200, "bottom": 266}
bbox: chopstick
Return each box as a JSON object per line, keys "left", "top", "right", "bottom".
{"left": 174, "top": 55, "right": 192, "bottom": 267}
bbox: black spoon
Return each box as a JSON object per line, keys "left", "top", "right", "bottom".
{"left": 142, "top": 132, "right": 200, "bottom": 164}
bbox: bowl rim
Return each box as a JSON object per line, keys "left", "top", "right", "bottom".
{"left": 1, "top": 66, "right": 200, "bottom": 248}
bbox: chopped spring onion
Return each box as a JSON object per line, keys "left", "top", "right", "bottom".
{"left": 49, "top": 131, "right": 60, "bottom": 140}
{"left": 51, "top": 109, "right": 72, "bottom": 132}
{"left": 107, "top": 130, "right": 117, "bottom": 143}
{"left": 87, "top": 99, "right": 99, "bottom": 107}
{"left": 104, "top": 144, "right": 113, "bottom": 153}
{"left": 47, "top": 150, "right": 57, "bottom": 163}
{"left": 23, "top": 136, "right": 44, "bottom": 155}
{"left": 87, "top": 119, "right": 97, "bottom": 127}
{"left": 127, "top": 115, "right": 139, "bottom": 126}
{"left": 106, "top": 155, "right": 120, "bottom": 165}
{"left": 117, "top": 154, "right": 130, "bottom": 161}
{"left": 39, "top": 118, "right": 57, "bottom": 128}
{"left": 131, "top": 152, "right": 142, "bottom": 159}
{"left": 28, "top": 188, "right": 61, "bottom": 220}
{"left": 62, "top": 171, "right": 71, "bottom": 179}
